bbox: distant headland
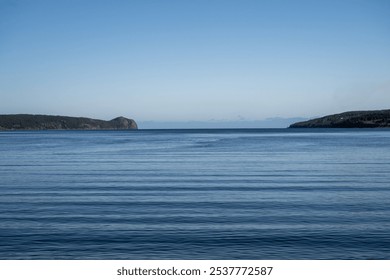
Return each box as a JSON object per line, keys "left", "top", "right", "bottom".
{"left": 0, "top": 114, "right": 138, "bottom": 130}
{"left": 289, "top": 109, "right": 390, "bottom": 128}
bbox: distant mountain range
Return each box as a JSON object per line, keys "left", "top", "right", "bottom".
{"left": 0, "top": 114, "right": 138, "bottom": 130}
{"left": 138, "top": 118, "right": 307, "bottom": 129}
{"left": 289, "top": 109, "right": 390, "bottom": 128}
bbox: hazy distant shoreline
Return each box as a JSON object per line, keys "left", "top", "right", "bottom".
{"left": 2, "top": 110, "right": 390, "bottom": 130}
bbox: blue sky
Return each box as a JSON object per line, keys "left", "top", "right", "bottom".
{"left": 1, "top": 0, "right": 389, "bottom": 125}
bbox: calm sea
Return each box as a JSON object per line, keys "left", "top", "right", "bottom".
{"left": 0, "top": 129, "right": 390, "bottom": 259}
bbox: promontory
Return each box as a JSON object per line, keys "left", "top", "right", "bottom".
{"left": 289, "top": 109, "right": 390, "bottom": 128}
{"left": 0, "top": 114, "right": 138, "bottom": 130}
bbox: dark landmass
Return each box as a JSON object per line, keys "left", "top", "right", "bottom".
{"left": 0, "top": 114, "right": 138, "bottom": 130}
{"left": 289, "top": 109, "right": 390, "bottom": 128}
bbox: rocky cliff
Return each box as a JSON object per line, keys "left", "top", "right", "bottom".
{"left": 289, "top": 109, "right": 390, "bottom": 128}
{"left": 0, "top": 114, "right": 138, "bottom": 130}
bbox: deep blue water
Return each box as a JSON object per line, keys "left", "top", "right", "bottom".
{"left": 0, "top": 129, "right": 390, "bottom": 259}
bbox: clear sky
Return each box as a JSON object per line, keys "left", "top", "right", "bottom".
{"left": 1, "top": 0, "right": 389, "bottom": 123}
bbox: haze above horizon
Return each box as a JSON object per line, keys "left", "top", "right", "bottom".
{"left": 1, "top": 0, "right": 389, "bottom": 126}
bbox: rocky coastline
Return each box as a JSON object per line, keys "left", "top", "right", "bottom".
{"left": 0, "top": 114, "right": 138, "bottom": 130}
{"left": 289, "top": 109, "right": 390, "bottom": 128}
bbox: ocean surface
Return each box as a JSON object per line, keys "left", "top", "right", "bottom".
{"left": 0, "top": 129, "right": 390, "bottom": 259}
